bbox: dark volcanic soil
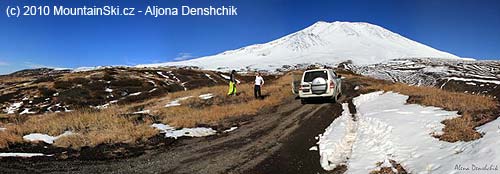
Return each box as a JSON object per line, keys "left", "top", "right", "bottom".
{"left": 0, "top": 96, "right": 345, "bottom": 174}
{"left": 247, "top": 78, "right": 363, "bottom": 174}
{"left": 247, "top": 103, "right": 343, "bottom": 174}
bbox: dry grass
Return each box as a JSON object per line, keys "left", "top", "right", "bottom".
{"left": 365, "top": 83, "right": 496, "bottom": 113}
{"left": 2, "top": 108, "right": 157, "bottom": 149}
{"left": 0, "top": 76, "right": 32, "bottom": 84}
{"left": 153, "top": 74, "right": 293, "bottom": 127}
{"left": 370, "top": 159, "right": 408, "bottom": 174}
{"left": 437, "top": 114, "right": 482, "bottom": 142}
{"left": 0, "top": 131, "right": 23, "bottom": 149}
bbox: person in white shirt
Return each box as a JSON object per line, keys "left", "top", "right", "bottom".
{"left": 254, "top": 72, "right": 264, "bottom": 99}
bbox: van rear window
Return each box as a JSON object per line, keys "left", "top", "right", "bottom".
{"left": 303, "top": 71, "right": 328, "bottom": 82}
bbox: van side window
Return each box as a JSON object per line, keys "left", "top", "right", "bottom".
{"left": 303, "top": 71, "right": 328, "bottom": 82}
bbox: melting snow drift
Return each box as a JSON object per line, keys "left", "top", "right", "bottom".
{"left": 318, "top": 91, "right": 500, "bottom": 173}
{"left": 198, "top": 93, "right": 214, "bottom": 100}
{"left": 133, "top": 110, "right": 150, "bottom": 114}
{"left": 23, "top": 131, "right": 74, "bottom": 144}
{"left": 3, "top": 102, "right": 23, "bottom": 114}
{"left": 223, "top": 127, "right": 238, "bottom": 133}
{"left": 0, "top": 153, "right": 51, "bottom": 157}
{"left": 165, "top": 96, "right": 193, "bottom": 107}
{"left": 151, "top": 123, "right": 216, "bottom": 139}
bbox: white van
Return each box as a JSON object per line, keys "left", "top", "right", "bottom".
{"left": 298, "top": 69, "right": 342, "bottom": 104}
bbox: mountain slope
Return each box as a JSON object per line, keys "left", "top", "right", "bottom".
{"left": 139, "top": 21, "right": 462, "bottom": 71}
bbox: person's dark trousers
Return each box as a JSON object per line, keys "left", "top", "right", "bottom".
{"left": 254, "top": 85, "right": 261, "bottom": 99}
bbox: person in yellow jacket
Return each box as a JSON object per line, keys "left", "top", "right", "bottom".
{"left": 227, "top": 70, "right": 237, "bottom": 96}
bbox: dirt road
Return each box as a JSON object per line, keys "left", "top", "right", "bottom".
{"left": 0, "top": 82, "right": 364, "bottom": 174}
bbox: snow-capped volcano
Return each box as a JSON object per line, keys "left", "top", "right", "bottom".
{"left": 139, "top": 21, "right": 462, "bottom": 71}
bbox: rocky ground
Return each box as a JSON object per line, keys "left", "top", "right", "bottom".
{"left": 348, "top": 58, "right": 500, "bottom": 99}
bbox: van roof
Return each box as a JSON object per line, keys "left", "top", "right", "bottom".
{"left": 304, "top": 69, "right": 331, "bottom": 72}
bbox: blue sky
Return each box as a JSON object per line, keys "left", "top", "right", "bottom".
{"left": 1, "top": 0, "right": 499, "bottom": 74}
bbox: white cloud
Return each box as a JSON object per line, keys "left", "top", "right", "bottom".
{"left": 173, "top": 53, "right": 194, "bottom": 61}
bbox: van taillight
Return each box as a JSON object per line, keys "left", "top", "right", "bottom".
{"left": 330, "top": 80, "right": 335, "bottom": 89}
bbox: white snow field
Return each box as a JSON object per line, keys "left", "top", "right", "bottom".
{"left": 318, "top": 91, "right": 500, "bottom": 173}
{"left": 138, "top": 21, "right": 462, "bottom": 71}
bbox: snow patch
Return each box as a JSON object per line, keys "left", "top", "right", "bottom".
{"left": 220, "top": 74, "right": 241, "bottom": 83}
{"left": 151, "top": 123, "right": 216, "bottom": 139}
{"left": 309, "top": 146, "right": 318, "bottom": 151}
{"left": 93, "top": 100, "right": 118, "bottom": 110}
{"left": 157, "top": 71, "right": 188, "bottom": 90}
{"left": 223, "top": 127, "right": 238, "bottom": 133}
{"left": 20, "top": 108, "right": 36, "bottom": 115}
{"left": 129, "top": 92, "right": 141, "bottom": 96}
{"left": 149, "top": 88, "right": 157, "bottom": 93}
{"left": 133, "top": 110, "right": 150, "bottom": 114}
{"left": 205, "top": 74, "right": 217, "bottom": 82}
{"left": 165, "top": 96, "right": 193, "bottom": 107}
{"left": 148, "top": 80, "right": 157, "bottom": 87}
{"left": 23, "top": 131, "right": 74, "bottom": 144}
{"left": 157, "top": 71, "right": 170, "bottom": 79}
{"left": 0, "top": 153, "right": 51, "bottom": 157}
{"left": 3, "top": 101, "right": 23, "bottom": 114}
{"left": 422, "top": 66, "right": 448, "bottom": 73}
{"left": 220, "top": 74, "right": 230, "bottom": 80}
{"left": 199, "top": 93, "right": 214, "bottom": 100}
{"left": 446, "top": 77, "right": 500, "bottom": 85}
